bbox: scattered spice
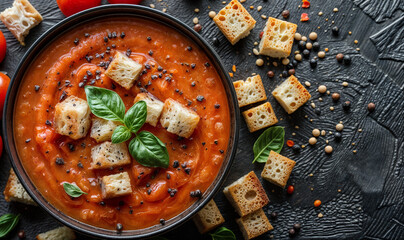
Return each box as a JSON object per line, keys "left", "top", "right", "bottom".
{"left": 332, "top": 26, "right": 339, "bottom": 35}
{"left": 343, "top": 55, "right": 351, "bottom": 65}
{"left": 312, "top": 129, "right": 320, "bottom": 137}
{"left": 332, "top": 92, "right": 340, "bottom": 101}
{"left": 309, "top": 32, "right": 317, "bottom": 41}
{"left": 287, "top": 185, "right": 294, "bottom": 194}
{"left": 336, "top": 123, "right": 344, "bottom": 131}
{"left": 194, "top": 24, "right": 202, "bottom": 32}
{"left": 282, "top": 10, "right": 290, "bottom": 18}
{"left": 300, "top": 13, "right": 309, "bottom": 22}
{"left": 368, "top": 102, "right": 375, "bottom": 112}
{"left": 289, "top": 228, "right": 296, "bottom": 237}
{"left": 209, "top": 11, "right": 216, "bottom": 18}
{"left": 116, "top": 223, "right": 123, "bottom": 232}
{"left": 309, "top": 137, "right": 317, "bottom": 145}
{"left": 256, "top": 59, "right": 264, "bottom": 66}
{"left": 286, "top": 140, "right": 295, "bottom": 147}
{"left": 318, "top": 85, "right": 327, "bottom": 94}
{"left": 325, "top": 145, "right": 333, "bottom": 154}
{"left": 302, "top": 0, "right": 310, "bottom": 8}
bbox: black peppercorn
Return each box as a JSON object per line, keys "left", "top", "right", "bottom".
{"left": 267, "top": 71, "right": 275, "bottom": 78}
{"left": 312, "top": 42, "right": 320, "bottom": 51}
{"left": 212, "top": 37, "right": 220, "bottom": 46}
{"left": 282, "top": 70, "right": 288, "bottom": 78}
{"left": 292, "top": 144, "right": 301, "bottom": 152}
{"left": 270, "top": 212, "right": 278, "bottom": 219}
{"left": 298, "top": 41, "right": 306, "bottom": 50}
{"left": 292, "top": 59, "right": 298, "bottom": 67}
{"left": 55, "top": 157, "right": 64, "bottom": 165}
{"left": 293, "top": 223, "right": 301, "bottom": 231}
{"left": 309, "top": 58, "right": 317, "bottom": 68}
{"left": 160, "top": 219, "right": 166, "bottom": 225}
{"left": 342, "top": 101, "right": 351, "bottom": 110}
{"left": 147, "top": 36, "right": 151, "bottom": 41}
{"left": 35, "top": 85, "right": 40, "bottom": 91}
{"left": 214, "top": 104, "right": 220, "bottom": 109}
{"left": 315, "top": 108, "right": 321, "bottom": 115}
{"left": 18, "top": 230, "right": 25, "bottom": 239}
{"left": 173, "top": 160, "right": 179, "bottom": 168}
{"left": 332, "top": 26, "right": 339, "bottom": 36}
{"left": 288, "top": 69, "right": 295, "bottom": 76}
{"left": 196, "top": 95, "right": 204, "bottom": 102}
{"left": 343, "top": 55, "right": 351, "bottom": 65}
{"left": 286, "top": 62, "right": 294, "bottom": 69}
{"left": 289, "top": 228, "right": 296, "bottom": 237}
{"left": 334, "top": 132, "right": 342, "bottom": 141}
{"left": 302, "top": 49, "right": 310, "bottom": 58}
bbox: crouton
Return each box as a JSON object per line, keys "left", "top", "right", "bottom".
{"left": 0, "top": 0, "right": 43, "bottom": 46}
{"left": 242, "top": 102, "right": 278, "bottom": 132}
{"left": 54, "top": 95, "right": 91, "bottom": 140}
{"left": 90, "top": 117, "right": 121, "bottom": 143}
{"left": 272, "top": 75, "right": 311, "bottom": 114}
{"left": 36, "top": 226, "right": 76, "bottom": 240}
{"left": 261, "top": 151, "right": 296, "bottom": 188}
{"left": 134, "top": 93, "right": 164, "bottom": 127}
{"left": 223, "top": 171, "right": 269, "bottom": 217}
{"left": 192, "top": 199, "right": 225, "bottom": 234}
{"left": 105, "top": 51, "right": 143, "bottom": 90}
{"left": 236, "top": 209, "right": 273, "bottom": 240}
{"left": 213, "top": 0, "right": 256, "bottom": 45}
{"left": 233, "top": 75, "right": 267, "bottom": 107}
{"left": 258, "top": 17, "right": 297, "bottom": 58}
{"left": 3, "top": 169, "right": 35, "bottom": 206}
{"left": 160, "top": 98, "right": 200, "bottom": 138}
{"left": 101, "top": 172, "right": 132, "bottom": 199}
{"left": 91, "top": 141, "right": 131, "bottom": 169}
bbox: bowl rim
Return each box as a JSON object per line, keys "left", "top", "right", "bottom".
{"left": 2, "top": 4, "right": 240, "bottom": 239}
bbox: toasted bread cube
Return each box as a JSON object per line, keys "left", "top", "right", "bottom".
{"left": 192, "top": 199, "right": 225, "bottom": 234}
{"left": 90, "top": 117, "right": 121, "bottom": 143}
{"left": 261, "top": 151, "right": 296, "bottom": 188}
{"left": 91, "top": 141, "right": 131, "bottom": 169}
{"left": 242, "top": 102, "right": 278, "bottom": 132}
{"left": 3, "top": 169, "right": 35, "bottom": 206}
{"left": 0, "top": 0, "right": 43, "bottom": 46}
{"left": 105, "top": 51, "right": 143, "bottom": 90}
{"left": 223, "top": 171, "right": 269, "bottom": 217}
{"left": 36, "top": 226, "right": 76, "bottom": 240}
{"left": 134, "top": 93, "right": 164, "bottom": 127}
{"left": 101, "top": 172, "right": 132, "bottom": 199}
{"left": 233, "top": 75, "right": 267, "bottom": 108}
{"left": 237, "top": 209, "right": 273, "bottom": 240}
{"left": 213, "top": 0, "right": 256, "bottom": 45}
{"left": 54, "top": 95, "right": 91, "bottom": 140}
{"left": 258, "top": 17, "right": 297, "bottom": 58}
{"left": 272, "top": 75, "right": 311, "bottom": 114}
{"left": 160, "top": 98, "right": 200, "bottom": 138}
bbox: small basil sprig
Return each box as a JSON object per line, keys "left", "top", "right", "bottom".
{"left": 0, "top": 214, "right": 19, "bottom": 238}
{"left": 210, "top": 227, "right": 236, "bottom": 240}
{"left": 63, "top": 182, "right": 87, "bottom": 198}
{"left": 253, "top": 126, "right": 285, "bottom": 163}
{"left": 85, "top": 86, "right": 169, "bottom": 168}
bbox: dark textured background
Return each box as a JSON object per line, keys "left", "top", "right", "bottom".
{"left": 0, "top": 0, "right": 403, "bottom": 239}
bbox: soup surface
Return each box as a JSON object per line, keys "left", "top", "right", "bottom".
{"left": 14, "top": 17, "right": 230, "bottom": 230}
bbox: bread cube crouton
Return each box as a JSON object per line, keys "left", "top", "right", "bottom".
{"left": 258, "top": 17, "right": 297, "bottom": 58}
{"left": 105, "top": 51, "right": 143, "bottom": 90}
{"left": 261, "top": 151, "right": 296, "bottom": 188}
{"left": 192, "top": 199, "right": 225, "bottom": 234}
{"left": 223, "top": 171, "right": 269, "bottom": 217}
{"left": 233, "top": 75, "right": 267, "bottom": 107}
{"left": 91, "top": 141, "right": 131, "bottom": 169}
{"left": 242, "top": 102, "right": 278, "bottom": 132}
{"left": 3, "top": 169, "right": 36, "bottom": 206}
{"left": 54, "top": 95, "right": 91, "bottom": 140}
{"left": 213, "top": 0, "right": 256, "bottom": 45}
{"left": 160, "top": 98, "right": 200, "bottom": 138}
{"left": 134, "top": 93, "right": 164, "bottom": 127}
{"left": 101, "top": 172, "right": 132, "bottom": 199}
{"left": 236, "top": 209, "right": 273, "bottom": 240}
{"left": 272, "top": 75, "right": 311, "bottom": 114}
{"left": 90, "top": 117, "right": 121, "bottom": 143}
{"left": 36, "top": 226, "right": 76, "bottom": 240}
{"left": 0, "top": 0, "right": 43, "bottom": 46}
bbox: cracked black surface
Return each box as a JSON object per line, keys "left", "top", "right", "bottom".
{"left": 0, "top": 0, "right": 403, "bottom": 239}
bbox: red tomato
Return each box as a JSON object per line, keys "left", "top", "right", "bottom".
{"left": 56, "top": 0, "right": 101, "bottom": 17}
{"left": 0, "top": 31, "right": 6, "bottom": 64}
{"left": 108, "top": 0, "right": 142, "bottom": 4}
{"left": 0, "top": 73, "right": 10, "bottom": 119}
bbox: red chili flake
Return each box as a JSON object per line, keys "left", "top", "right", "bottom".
{"left": 287, "top": 185, "right": 295, "bottom": 194}
{"left": 302, "top": 0, "right": 310, "bottom": 8}
{"left": 259, "top": 31, "right": 264, "bottom": 39}
{"left": 286, "top": 140, "right": 295, "bottom": 147}
{"left": 300, "top": 13, "right": 309, "bottom": 22}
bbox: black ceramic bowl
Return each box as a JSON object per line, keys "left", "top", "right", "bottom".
{"left": 2, "top": 4, "right": 239, "bottom": 239}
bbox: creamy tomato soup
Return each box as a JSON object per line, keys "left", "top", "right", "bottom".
{"left": 14, "top": 17, "right": 230, "bottom": 230}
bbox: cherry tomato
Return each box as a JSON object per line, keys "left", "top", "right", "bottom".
{"left": 56, "top": 0, "right": 101, "bottom": 17}
{"left": 0, "top": 135, "right": 3, "bottom": 157}
{"left": 108, "top": 0, "right": 142, "bottom": 3}
{"left": 0, "top": 73, "right": 10, "bottom": 119}
{"left": 0, "top": 31, "right": 6, "bottom": 64}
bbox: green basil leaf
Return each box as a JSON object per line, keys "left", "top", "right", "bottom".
{"left": 124, "top": 101, "right": 147, "bottom": 133}
{"left": 84, "top": 86, "right": 125, "bottom": 122}
{"left": 253, "top": 126, "right": 285, "bottom": 163}
{"left": 129, "top": 131, "right": 169, "bottom": 168}
{"left": 63, "top": 182, "right": 87, "bottom": 198}
{"left": 111, "top": 125, "right": 132, "bottom": 144}
{"left": 0, "top": 214, "right": 19, "bottom": 238}
{"left": 210, "top": 227, "right": 236, "bottom": 240}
